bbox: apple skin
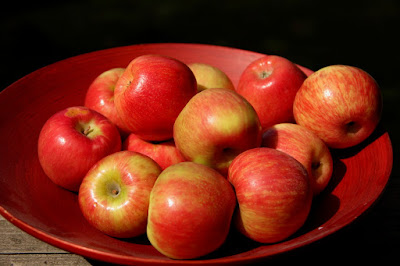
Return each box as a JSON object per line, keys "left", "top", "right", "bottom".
{"left": 293, "top": 65, "right": 382, "bottom": 149}
{"left": 262, "top": 123, "right": 333, "bottom": 195}
{"left": 38, "top": 106, "right": 122, "bottom": 192}
{"left": 114, "top": 54, "right": 197, "bottom": 141}
{"left": 173, "top": 88, "right": 262, "bottom": 176}
{"left": 236, "top": 55, "right": 307, "bottom": 131}
{"left": 188, "top": 62, "right": 235, "bottom": 92}
{"left": 228, "top": 147, "right": 312, "bottom": 243}
{"left": 122, "top": 133, "right": 186, "bottom": 169}
{"left": 147, "top": 162, "right": 236, "bottom": 259}
{"left": 84, "top": 68, "right": 130, "bottom": 137}
{"left": 79, "top": 151, "right": 162, "bottom": 238}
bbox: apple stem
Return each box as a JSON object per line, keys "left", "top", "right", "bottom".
{"left": 83, "top": 126, "right": 94, "bottom": 136}
{"left": 112, "top": 189, "right": 119, "bottom": 196}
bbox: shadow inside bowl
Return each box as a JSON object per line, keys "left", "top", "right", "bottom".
{"left": 331, "top": 122, "right": 388, "bottom": 160}
{"left": 123, "top": 233, "right": 152, "bottom": 245}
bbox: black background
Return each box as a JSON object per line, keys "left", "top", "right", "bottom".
{"left": 1, "top": 0, "right": 399, "bottom": 264}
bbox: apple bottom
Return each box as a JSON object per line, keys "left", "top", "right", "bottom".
{"left": 78, "top": 151, "right": 162, "bottom": 238}
{"left": 293, "top": 65, "right": 382, "bottom": 149}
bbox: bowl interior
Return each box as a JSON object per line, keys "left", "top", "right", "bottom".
{"left": 0, "top": 43, "right": 393, "bottom": 265}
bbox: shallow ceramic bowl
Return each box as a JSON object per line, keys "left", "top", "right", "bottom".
{"left": 0, "top": 43, "right": 393, "bottom": 265}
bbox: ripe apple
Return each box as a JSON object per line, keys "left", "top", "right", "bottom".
{"left": 79, "top": 151, "right": 162, "bottom": 238}
{"left": 293, "top": 65, "right": 382, "bottom": 149}
{"left": 188, "top": 62, "right": 235, "bottom": 92}
{"left": 122, "top": 133, "right": 186, "bottom": 169}
{"left": 262, "top": 123, "right": 333, "bottom": 195}
{"left": 173, "top": 88, "right": 262, "bottom": 176}
{"left": 147, "top": 162, "right": 236, "bottom": 259}
{"left": 38, "top": 106, "right": 122, "bottom": 192}
{"left": 114, "top": 54, "right": 197, "bottom": 141}
{"left": 236, "top": 55, "right": 307, "bottom": 131}
{"left": 84, "top": 68, "right": 130, "bottom": 137}
{"left": 228, "top": 147, "right": 313, "bottom": 243}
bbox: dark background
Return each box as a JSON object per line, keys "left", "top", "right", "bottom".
{"left": 1, "top": 0, "right": 399, "bottom": 264}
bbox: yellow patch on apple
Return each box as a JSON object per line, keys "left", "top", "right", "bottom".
{"left": 65, "top": 106, "right": 90, "bottom": 117}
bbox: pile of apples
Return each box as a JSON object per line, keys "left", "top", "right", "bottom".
{"left": 37, "top": 53, "right": 382, "bottom": 260}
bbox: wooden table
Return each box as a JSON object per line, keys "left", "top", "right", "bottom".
{"left": 0, "top": 214, "right": 91, "bottom": 265}
{"left": 1, "top": 175, "right": 399, "bottom": 265}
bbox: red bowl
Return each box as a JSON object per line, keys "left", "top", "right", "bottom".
{"left": 0, "top": 43, "right": 393, "bottom": 265}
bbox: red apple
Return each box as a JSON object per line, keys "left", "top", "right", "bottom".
{"left": 188, "top": 62, "right": 235, "bottom": 92}
{"left": 228, "top": 147, "right": 312, "bottom": 243}
{"left": 262, "top": 123, "right": 333, "bottom": 195}
{"left": 236, "top": 55, "right": 307, "bottom": 131}
{"left": 293, "top": 65, "right": 382, "bottom": 149}
{"left": 79, "top": 151, "right": 162, "bottom": 238}
{"left": 84, "top": 68, "right": 130, "bottom": 137}
{"left": 38, "top": 106, "right": 121, "bottom": 192}
{"left": 114, "top": 54, "right": 197, "bottom": 141}
{"left": 173, "top": 88, "right": 262, "bottom": 176}
{"left": 147, "top": 162, "right": 236, "bottom": 259}
{"left": 122, "top": 133, "right": 186, "bottom": 169}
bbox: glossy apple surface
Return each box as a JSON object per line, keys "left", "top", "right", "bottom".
{"left": 37, "top": 106, "right": 121, "bottom": 191}
{"left": 114, "top": 54, "right": 197, "bottom": 141}
{"left": 79, "top": 151, "right": 161, "bottom": 238}
{"left": 0, "top": 43, "right": 392, "bottom": 265}
{"left": 122, "top": 133, "right": 186, "bottom": 169}
{"left": 173, "top": 88, "right": 262, "bottom": 175}
{"left": 188, "top": 62, "right": 235, "bottom": 92}
{"left": 84, "top": 68, "right": 130, "bottom": 137}
{"left": 147, "top": 162, "right": 236, "bottom": 259}
{"left": 228, "top": 147, "right": 313, "bottom": 243}
{"left": 236, "top": 55, "right": 307, "bottom": 131}
{"left": 262, "top": 123, "right": 333, "bottom": 195}
{"left": 293, "top": 65, "right": 382, "bottom": 149}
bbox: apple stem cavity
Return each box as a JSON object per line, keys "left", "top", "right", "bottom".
{"left": 76, "top": 122, "right": 96, "bottom": 137}
{"left": 259, "top": 70, "right": 272, "bottom": 79}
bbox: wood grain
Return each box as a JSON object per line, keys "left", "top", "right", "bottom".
{"left": 0, "top": 254, "right": 90, "bottom": 266}
{"left": 0, "top": 215, "right": 90, "bottom": 265}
